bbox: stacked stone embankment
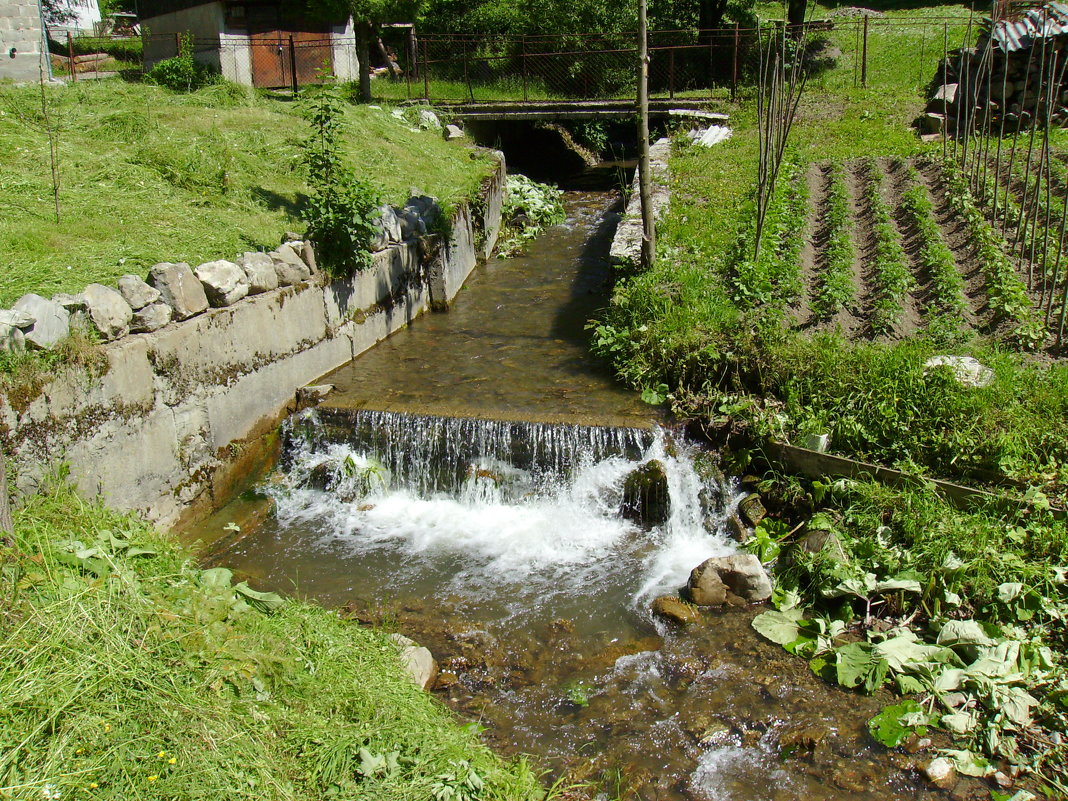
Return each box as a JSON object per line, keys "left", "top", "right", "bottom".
{"left": 0, "top": 156, "right": 506, "bottom": 529}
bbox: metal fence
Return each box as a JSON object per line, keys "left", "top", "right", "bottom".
{"left": 58, "top": 14, "right": 985, "bottom": 101}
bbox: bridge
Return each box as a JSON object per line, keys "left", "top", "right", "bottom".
{"left": 426, "top": 99, "right": 730, "bottom": 123}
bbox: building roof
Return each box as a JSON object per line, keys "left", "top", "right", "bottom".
{"left": 986, "top": 2, "right": 1068, "bottom": 51}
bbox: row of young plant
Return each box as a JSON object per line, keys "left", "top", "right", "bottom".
{"left": 899, "top": 169, "right": 968, "bottom": 340}
{"left": 728, "top": 156, "right": 807, "bottom": 311}
{"left": 744, "top": 474, "right": 1068, "bottom": 797}
{"left": 863, "top": 158, "right": 915, "bottom": 336}
{"left": 940, "top": 161, "right": 1046, "bottom": 350}
{"left": 811, "top": 163, "right": 855, "bottom": 321}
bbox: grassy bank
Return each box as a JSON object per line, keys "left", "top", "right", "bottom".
{"left": 0, "top": 481, "right": 542, "bottom": 800}
{"left": 0, "top": 79, "right": 493, "bottom": 307}
{"left": 591, "top": 1, "right": 1068, "bottom": 791}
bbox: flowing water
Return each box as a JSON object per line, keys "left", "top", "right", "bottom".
{"left": 208, "top": 186, "right": 945, "bottom": 800}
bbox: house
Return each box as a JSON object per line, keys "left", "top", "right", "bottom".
{"left": 0, "top": 0, "right": 49, "bottom": 81}
{"left": 138, "top": 1, "right": 359, "bottom": 88}
{"left": 50, "top": 0, "right": 102, "bottom": 34}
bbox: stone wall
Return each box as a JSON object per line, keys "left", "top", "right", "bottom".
{"left": 0, "top": 0, "right": 47, "bottom": 83}
{"left": 1, "top": 153, "right": 506, "bottom": 529}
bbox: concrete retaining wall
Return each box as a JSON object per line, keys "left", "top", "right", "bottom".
{"left": 0, "top": 0, "right": 47, "bottom": 83}
{"left": 1, "top": 154, "right": 506, "bottom": 529}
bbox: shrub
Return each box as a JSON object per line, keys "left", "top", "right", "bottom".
{"left": 145, "top": 33, "right": 219, "bottom": 92}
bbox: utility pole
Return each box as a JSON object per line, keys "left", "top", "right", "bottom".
{"left": 637, "top": 0, "right": 655, "bottom": 269}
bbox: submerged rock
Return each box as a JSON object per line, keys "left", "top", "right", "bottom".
{"left": 622, "top": 459, "right": 670, "bottom": 527}
{"left": 651, "top": 595, "right": 701, "bottom": 625}
{"left": 922, "top": 757, "right": 957, "bottom": 790}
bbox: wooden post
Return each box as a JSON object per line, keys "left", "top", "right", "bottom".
{"left": 67, "top": 32, "right": 77, "bottom": 81}
{"left": 638, "top": 0, "right": 655, "bottom": 269}
{"left": 861, "top": 14, "right": 869, "bottom": 88}
{"left": 422, "top": 39, "right": 429, "bottom": 100}
{"left": 463, "top": 39, "right": 472, "bottom": 101}
{"left": 732, "top": 23, "right": 739, "bottom": 101}
{"left": 174, "top": 31, "right": 181, "bottom": 58}
{"left": 522, "top": 36, "right": 529, "bottom": 101}
{"left": 0, "top": 447, "right": 11, "bottom": 536}
{"left": 289, "top": 35, "right": 298, "bottom": 94}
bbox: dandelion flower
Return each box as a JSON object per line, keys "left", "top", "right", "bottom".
{"left": 157, "top": 751, "right": 166, "bottom": 758}
{"left": 147, "top": 775, "right": 158, "bottom": 782}
{"left": 102, "top": 724, "right": 110, "bottom": 732}
{"left": 89, "top": 783, "right": 98, "bottom": 790}
{"left": 167, "top": 758, "right": 176, "bottom": 765}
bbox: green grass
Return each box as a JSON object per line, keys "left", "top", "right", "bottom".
{"left": 0, "top": 479, "right": 542, "bottom": 800}
{"left": 593, "top": 2, "right": 1068, "bottom": 500}
{"left": 0, "top": 79, "right": 495, "bottom": 307}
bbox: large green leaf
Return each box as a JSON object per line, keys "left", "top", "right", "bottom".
{"left": 868, "top": 700, "right": 929, "bottom": 747}
{"left": 234, "top": 582, "right": 285, "bottom": 614}
{"left": 936, "top": 620, "right": 995, "bottom": 649}
{"left": 751, "top": 609, "right": 806, "bottom": 647}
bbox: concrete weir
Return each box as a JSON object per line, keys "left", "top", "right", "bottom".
{"left": 1, "top": 155, "right": 507, "bottom": 529}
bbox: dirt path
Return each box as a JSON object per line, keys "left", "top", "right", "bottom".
{"left": 794, "top": 162, "right": 824, "bottom": 328}
{"left": 842, "top": 159, "right": 874, "bottom": 338}
{"left": 880, "top": 157, "right": 926, "bottom": 340}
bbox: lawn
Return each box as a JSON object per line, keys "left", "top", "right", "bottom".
{"left": 0, "top": 79, "right": 495, "bottom": 307}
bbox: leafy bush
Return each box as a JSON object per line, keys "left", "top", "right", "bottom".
{"left": 300, "top": 80, "right": 381, "bottom": 276}
{"left": 497, "top": 174, "right": 565, "bottom": 255}
{"left": 145, "top": 33, "right": 219, "bottom": 92}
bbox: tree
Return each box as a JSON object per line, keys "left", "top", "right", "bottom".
{"left": 291, "top": 0, "right": 424, "bottom": 101}
{"left": 40, "top": 0, "right": 76, "bottom": 27}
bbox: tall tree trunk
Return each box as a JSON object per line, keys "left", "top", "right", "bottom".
{"left": 787, "top": 0, "right": 807, "bottom": 31}
{"left": 357, "top": 21, "right": 373, "bottom": 103}
{"left": 0, "top": 445, "right": 12, "bottom": 535}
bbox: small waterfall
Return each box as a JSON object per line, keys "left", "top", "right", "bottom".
{"left": 266, "top": 409, "right": 739, "bottom": 622}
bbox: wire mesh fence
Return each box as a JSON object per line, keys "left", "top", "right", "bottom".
{"left": 57, "top": 14, "right": 986, "bottom": 102}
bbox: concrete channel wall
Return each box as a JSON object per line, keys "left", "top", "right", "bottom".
{"left": 1, "top": 155, "right": 506, "bottom": 529}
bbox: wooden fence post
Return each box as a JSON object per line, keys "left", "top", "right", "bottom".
{"left": 66, "top": 32, "right": 77, "bottom": 81}
{"left": 422, "top": 39, "right": 429, "bottom": 100}
{"left": 522, "top": 36, "right": 528, "bottom": 101}
{"left": 289, "top": 35, "right": 298, "bottom": 94}
{"left": 669, "top": 47, "right": 675, "bottom": 99}
{"left": 862, "top": 14, "right": 869, "bottom": 88}
{"left": 732, "top": 23, "right": 739, "bottom": 101}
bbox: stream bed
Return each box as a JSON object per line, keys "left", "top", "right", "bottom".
{"left": 206, "top": 186, "right": 947, "bottom": 800}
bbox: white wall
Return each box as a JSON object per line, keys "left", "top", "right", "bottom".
{"left": 141, "top": 1, "right": 224, "bottom": 69}
{"left": 0, "top": 0, "right": 47, "bottom": 82}
{"left": 331, "top": 18, "right": 358, "bottom": 82}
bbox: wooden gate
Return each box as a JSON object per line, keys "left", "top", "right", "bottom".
{"left": 247, "top": 7, "right": 333, "bottom": 89}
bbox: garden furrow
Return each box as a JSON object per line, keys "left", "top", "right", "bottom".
{"left": 844, "top": 159, "right": 879, "bottom": 338}
{"left": 793, "top": 162, "right": 824, "bottom": 328}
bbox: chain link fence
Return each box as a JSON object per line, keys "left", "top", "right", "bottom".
{"left": 57, "top": 14, "right": 982, "bottom": 101}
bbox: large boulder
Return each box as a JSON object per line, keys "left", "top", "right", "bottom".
{"left": 688, "top": 563, "right": 729, "bottom": 606}
{"left": 689, "top": 553, "right": 773, "bottom": 604}
{"left": 398, "top": 206, "right": 426, "bottom": 239}
{"left": 236, "top": 252, "right": 280, "bottom": 295}
{"left": 149, "top": 262, "right": 209, "bottom": 321}
{"left": 195, "top": 259, "right": 249, "bottom": 307}
{"left": 13, "top": 294, "right": 69, "bottom": 350}
{"left": 444, "top": 123, "right": 465, "bottom": 140}
{"left": 622, "top": 460, "right": 670, "bottom": 527}
{"left": 130, "top": 302, "right": 173, "bottom": 333}
{"left": 51, "top": 292, "right": 86, "bottom": 312}
{"left": 82, "top": 284, "right": 133, "bottom": 341}
{"left": 0, "top": 309, "right": 35, "bottom": 329}
{"left": 270, "top": 244, "right": 312, "bottom": 286}
{"left": 389, "top": 633, "right": 437, "bottom": 690}
{"left": 116, "top": 274, "right": 161, "bottom": 310}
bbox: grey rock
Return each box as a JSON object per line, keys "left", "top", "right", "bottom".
{"left": 13, "top": 293, "right": 69, "bottom": 350}
{"left": 418, "top": 108, "right": 442, "bottom": 130}
{"left": 389, "top": 633, "right": 437, "bottom": 690}
{"left": 927, "top": 83, "right": 959, "bottom": 112}
{"left": 444, "top": 123, "right": 465, "bottom": 140}
{"left": 0, "top": 324, "right": 25, "bottom": 353}
{"left": 371, "top": 204, "right": 403, "bottom": 251}
{"left": 920, "top": 112, "right": 946, "bottom": 134}
{"left": 149, "top": 262, "right": 209, "bottom": 321}
{"left": 52, "top": 292, "right": 87, "bottom": 312}
{"left": 117, "top": 274, "right": 161, "bottom": 310}
{"left": 195, "top": 259, "right": 250, "bottom": 307}
{"left": 236, "top": 252, "right": 280, "bottom": 295}
{"left": 923, "top": 355, "right": 994, "bottom": 388}
{"left": 398, "top": 207, "right": 427, "bottom": 239}
{"left": 130, "top": 302, "right": 173, "bottom": 333}
{"left": 688, "top": 562, "right": 728, "bottom": 606}
{"left": 407, "top": 194, "right": 441, "bottom": 227}
{"left": 271, "top": 244, "right": 312, "bottom": 286}
{"left": 83, "top": 283, "right": 133, "bottom": 341}
{"left": 299, "top": 240, "right": 317, "bottom": 274}
{"left": 689, "top": 554, "right": 773, "bottom": 603}
{"left": 0, "top": 309, "right": 36, "bottom": 329}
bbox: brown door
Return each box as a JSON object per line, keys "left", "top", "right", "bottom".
{"left": 247, "top": 6, "right": 289, "bottom": 88}
{"left": 246, "top": 6, "right": 334, "bottom": 88}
